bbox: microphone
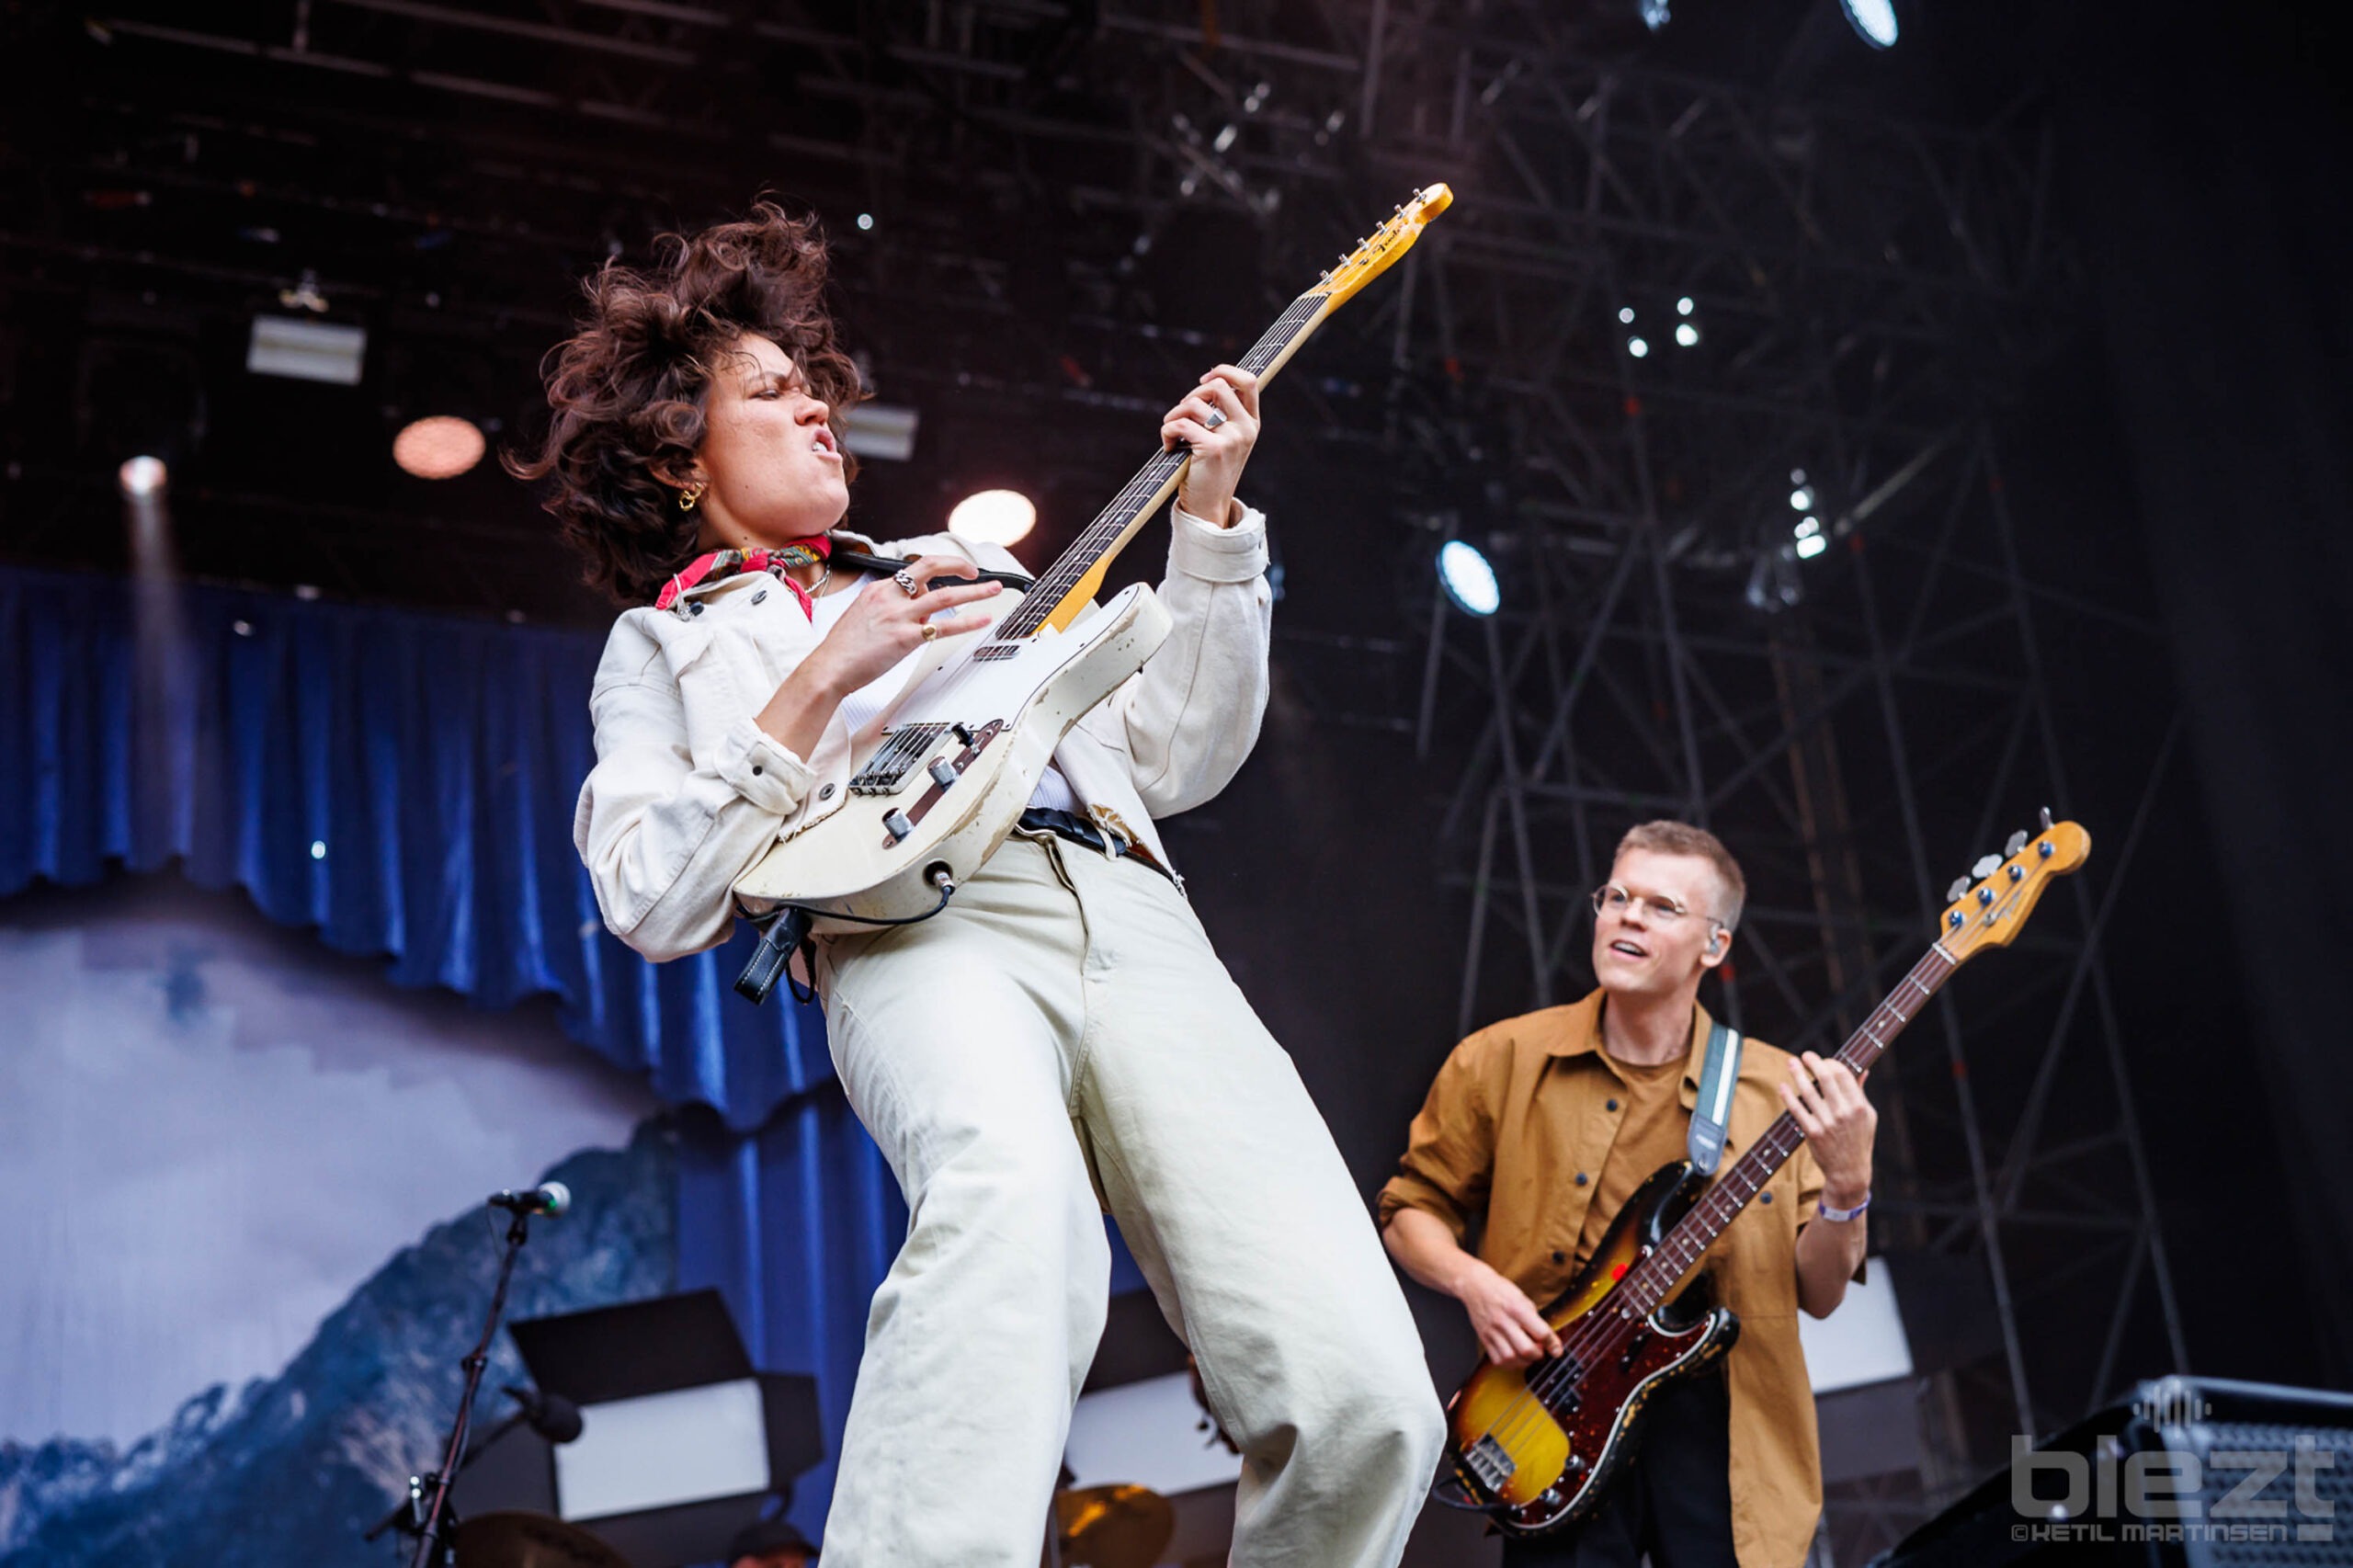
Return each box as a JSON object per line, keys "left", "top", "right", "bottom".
{"left": 502, "top": 1384, "right": 585, "bottom": 1444}
{"left": 487, "top": 1182, "right": 571, "bottom": 1217}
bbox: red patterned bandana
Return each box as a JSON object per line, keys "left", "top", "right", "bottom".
{"left": 655, "top": 536, "right": 834, "bottom": 619}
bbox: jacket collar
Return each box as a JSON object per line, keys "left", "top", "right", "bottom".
{"left": 665, "top": 527, "right": 892, "bottom": 613}
{"left": 1549, "top": 988, "right": 1718, "bottom": 1101}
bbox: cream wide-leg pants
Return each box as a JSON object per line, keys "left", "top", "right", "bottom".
{"left": 813, "top": 833, "right": 1445, "bottom": 1567}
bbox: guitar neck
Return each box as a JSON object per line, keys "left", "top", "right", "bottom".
{"left": 1617, "top": 942, "right": 1960, "bottom": 1315}
{"left": 998, "top": 289, "right": 1336, "bottom": 637}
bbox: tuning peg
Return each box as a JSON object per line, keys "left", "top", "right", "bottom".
{"left": 2005, "top": 830, "right": 2028, "bottom": 857}
{"left": 1946, "top": 876, "right": 1972, "bottom": 903}
{"left": 2040, "top": 806, "right": 2054, "bottom": 831}
{"left": 1972, "top": 854, "right": 2003, "bottom": 879}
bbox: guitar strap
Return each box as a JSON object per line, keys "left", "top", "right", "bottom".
{"left": 1687, "top": 1020, "right": 1744, "bottom": 1176}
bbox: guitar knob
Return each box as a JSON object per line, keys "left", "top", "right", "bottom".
{"left": 928, "top": 758, "right": 961, "bottom": 788}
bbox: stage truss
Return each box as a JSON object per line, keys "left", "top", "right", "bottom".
{"left": 17, "top": 2, "right": 2188, "bottom": 1549}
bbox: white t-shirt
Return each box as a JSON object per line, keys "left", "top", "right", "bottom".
{"left": 808, "top": 579, "right": 1081, "bottom": 814}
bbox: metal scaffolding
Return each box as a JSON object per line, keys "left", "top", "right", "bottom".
{"left": 17, "top": 3, "right": 2188, "bottom": 1551}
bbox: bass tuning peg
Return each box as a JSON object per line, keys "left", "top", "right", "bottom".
{"left": 2005, "top": 830, "right": 2028, "bottom": 857}
{"left": 2040, "top": 806, "right": 2054, "bottom": 831}
{"left": 1946, "top": 876, "right": 1972, "bottom": 903}
{"left": 1972, "top": 854, "right": 2004, "bottom": 879}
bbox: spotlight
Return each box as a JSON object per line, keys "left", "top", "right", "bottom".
{"left": 948, "top": 488, "right": 1037, "bottom": 547}
{"left": 856, "top": 212, "right": 874, "bottom": 231}
{"left": 1677, "top": 297, "right": 1695, "bottom": 316}
{"left": 1618, "top": 306, "right": 1636, "bottom": 324}
{"left": 1628, "top": 337, "right": 1650, "bottom": 358}
{"left": 1675, "top": 323, "right": 1699, "bottom": 347}
{"left": 1795, "top": 534, "right": 1828, "bottom": 560}
{"left": 1790, "top": 485, "right": 1815, "bottom": 511}
{"left": 392, "top": 415, "right": 486, "bottom": 479}
{"left": 1438, "top": 540, "right": 1500, "bottom": 617}
{"left": 1838, "top": 0, "right": 1898, "bottom": 48}
{"left": 118, "top": 455, "right": 168, "bottom": 498}
{"left": 1795, "top": 517, "right": 1822, "bottom": 540}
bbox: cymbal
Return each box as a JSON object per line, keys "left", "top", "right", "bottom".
{"left": 1054, "top": 1483, "right": 1175, "bottom": 1568}
{"left": 453, "top": 1511, "right": 634, "bottom": 1568}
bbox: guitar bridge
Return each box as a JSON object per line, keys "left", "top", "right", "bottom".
{"left": 1463, "top": 1434, "right": 1516, "bottom": 1491}
{"left": 850, "top": 722, "right": 951, "bottom": 795}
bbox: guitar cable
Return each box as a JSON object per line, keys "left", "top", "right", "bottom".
{"left": 733, "top": 873, "right": 958, "bottom": 1007}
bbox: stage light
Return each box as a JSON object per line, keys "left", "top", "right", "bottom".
{"left": 857, "top": 212, "right": 874, "bottom": 231}
{"left": 1628, "top": 336, "right": 1650, "bottom": 358}
{"left": 1677, "top": 297, "right": 1695, "bottom": 316}
{"left": 1618, "top": 306, "right": 1636, "bottom": 324}
{"left": 310, "top": 839, "right": 327, "bottom": 859}
{"left": 841, "top": 402, "right": 920, "bottom": 462}
{"left": 392, "top": 415, "right": 486, "bottom": 479}
{"left": 1675, "top": 323, "right": 1700, "bottom": 347}
{"left": 1438, "top": 540, "right": 1501, "bottom": 617}
{"left": 948, "top": 488, "right": 1037, "bottom": 547}
{"left": 1796, "top": 533, "right": 1828, "bottom": 560}
{"left": 248, "top": 315, "right": 367, "bottom": 385}
{"left": 118, "top": 455, "right": 167, "bottom": 498}
{"left": 1790, "top": 485, "right": 1815, "bottom": 511}
{"left": 1795, "top": 517, "right": 1822, "bottom": 539}
{"left": 1839, "top": 0, "right": 1898, "bottom": 48}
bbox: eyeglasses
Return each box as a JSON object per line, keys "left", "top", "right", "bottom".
{"left": 1591, "top": 882, "right": 1724, "bottom": 931}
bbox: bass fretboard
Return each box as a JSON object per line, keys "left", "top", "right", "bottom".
{"left": 1614, "top": 943, "right": 1958, "bottom": 1314}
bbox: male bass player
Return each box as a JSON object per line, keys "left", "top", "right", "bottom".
{"left": 516, "top": 203, "right": 1443, "bottom": 1567}
{"left": 1381, "top": 822, "right": 1877, "bottom": 1568}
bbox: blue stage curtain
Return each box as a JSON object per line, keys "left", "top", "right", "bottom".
{"left": 0, "top": 562, "right": 836, "bottom": 1126}
{"left": 0, "top": 563, "right": 905, "bottom": 1528}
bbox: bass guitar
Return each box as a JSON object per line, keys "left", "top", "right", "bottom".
{"left": 1438, "top": 815, "right": 2092, "bottom": 1537}
{"left": 730, "top": 184, "right": 1452, "bottom": 940}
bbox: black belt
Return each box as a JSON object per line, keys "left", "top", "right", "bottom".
{"left": 1016, "top": 807, "right": 1178, "bottom": 889}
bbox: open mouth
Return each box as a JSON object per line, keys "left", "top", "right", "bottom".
{"left": 810, "top": 426, "right": 841, "bottom": 460}
{"left": 1608, "top": 938, "right": 1650, "bottom": 960}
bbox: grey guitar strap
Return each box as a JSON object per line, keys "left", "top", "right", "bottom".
{"left": 1687, "top": 1020, "right": 1744, "bottom": 1176}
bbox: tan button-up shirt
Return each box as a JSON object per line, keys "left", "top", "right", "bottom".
{"left": 1379, "top": 991, "right": 1852, "bottom": 1568}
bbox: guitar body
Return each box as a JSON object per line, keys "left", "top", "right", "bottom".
{"left": 733, "top": 582, "right": 1172, "bottom": 931}
{"left": 1443, "top": 1161, "right": 1740, "bottom": 1538}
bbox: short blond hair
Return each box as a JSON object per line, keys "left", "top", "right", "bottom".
{"left": 1613, "top": 821, "right": 1746, "bottom": 931}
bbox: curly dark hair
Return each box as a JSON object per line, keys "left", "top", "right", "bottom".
{"left": 507, "top": 201, "right": 863, "bottom": 604}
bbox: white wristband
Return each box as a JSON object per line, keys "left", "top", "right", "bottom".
{"left": 1817, "top": 1193, "right": 1871, "bottom": 1223}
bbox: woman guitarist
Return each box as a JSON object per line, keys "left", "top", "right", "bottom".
{"left": 513, "top": 202, "right": 1443, "bottom": 1568}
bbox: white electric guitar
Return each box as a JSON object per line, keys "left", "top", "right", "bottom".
{"left": 731, "top": 185, "right": 1452, "bottom": 949}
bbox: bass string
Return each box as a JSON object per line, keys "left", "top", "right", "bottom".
{"left": 999, "top": 294, "right": 1326, "bottom": 636}
{"left": 1519, "top": 951, "right": 1953, "bottom": 1411}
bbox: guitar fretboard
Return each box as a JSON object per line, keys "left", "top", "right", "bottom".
{"left": 997, "top": 290, "right": 1331, "bottom": 637}
{"left": 1614, "top": 944, "right": 1958, "bottom": 1314}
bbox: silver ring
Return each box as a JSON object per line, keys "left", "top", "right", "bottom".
{"left": 893, "top": 569, "right": 923, "bottom": 598}
{"left": 1202, "top": 409, "right": 1227, "bottom": 430}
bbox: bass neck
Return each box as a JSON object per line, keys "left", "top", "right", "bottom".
{"left": 1613, "top": 942, "right": 1959, "bottom": 1313}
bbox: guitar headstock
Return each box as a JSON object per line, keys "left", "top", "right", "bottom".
{"left": 1310, "top": 184, "right": 1454, "bottom": 308}
{"left": 1936, "top": 813, "right": 2092, "bottom": 964}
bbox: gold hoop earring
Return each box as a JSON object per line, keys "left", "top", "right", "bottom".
{"left": 677, "top": 481, "right": 706, "bottom": 512}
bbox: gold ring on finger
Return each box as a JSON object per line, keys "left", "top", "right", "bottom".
{"left": 920, "top": 621, "right": 939, "bottom": 642}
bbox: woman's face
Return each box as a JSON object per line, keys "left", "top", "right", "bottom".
{"left": 688, "top": 333, "right": 849, "bottom": 550}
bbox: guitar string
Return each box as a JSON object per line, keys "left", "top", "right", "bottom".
{"left": 1470, "top": 955, "right": 1952, "bottom": 1473}
{"left": 996, "top": 293, "right": 1326, "bottom": 636}
{"left": 998, "top": 294, "right": 1318, "bottom": 633}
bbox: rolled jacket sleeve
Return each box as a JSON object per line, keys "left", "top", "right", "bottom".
{"left": 1377, "top": 1030, "right": 1506, "bottom": 1245}
{"left": 1096, "top": 500, "right": 1274, "bottom": 817}
{"left": 572, "top": 623, "right": 825, "bottom": 964}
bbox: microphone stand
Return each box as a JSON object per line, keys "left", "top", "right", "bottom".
{"left": 366, "top": 1207, "right": 536, "bottom": 1568}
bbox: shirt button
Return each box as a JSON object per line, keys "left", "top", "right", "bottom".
{"left": 753, "top": 588, "right": 768, "bottom": 604}
{"left": 689, "top": 601, "right": 704, "bottom": 615}
{"left": 1574, "top": 1172, "right": 1588, "bottom": 1187}
{"left": 818, "top": 783, "right": 836, "bottom": 800}
{"left": 1552, "top": 1249, "right": 1567, "bottom": 1265}
{"left": 1761, "top": 1191, "right": 1774, "bottom": 1204}
{"left": 751, "top": 765, "right": 763, "bottom": 776}
{"left": 1606, "top": 1098, "right": 1620, "bottom": 1111}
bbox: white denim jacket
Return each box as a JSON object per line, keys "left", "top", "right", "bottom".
{"left": 574, "top": 503, "right": 1273, "bottom": 962}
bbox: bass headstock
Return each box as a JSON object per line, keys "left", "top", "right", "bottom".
{"left": 1937, "top": 812, "right": 2092, "bottom": 965}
